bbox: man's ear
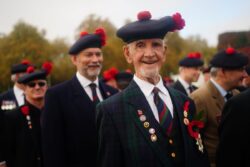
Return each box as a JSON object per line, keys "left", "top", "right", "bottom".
{"left": 123, "top": 45, "right": 132, "bottom": 64}
{"left": 70, "top": 55, "right": 77, "bottom": 65}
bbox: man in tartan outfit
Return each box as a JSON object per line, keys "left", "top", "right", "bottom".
{"left": 96, "top": 11, "right": 210, "bottom": 167}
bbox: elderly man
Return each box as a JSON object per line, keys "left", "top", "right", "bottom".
{"left": 41, "top": 28, "right": 118, "bottom": 167}
{"left": 172, "top": 52, "right": 204, "bottom": 96}
{"left": 3, "top": 62, "right": 52, "bottom": 167}
{"left": 96, "top": 11, "right": 210, "bottom": 167}
{"left": 190, "top": 47, "right": 248, "bottom": 167}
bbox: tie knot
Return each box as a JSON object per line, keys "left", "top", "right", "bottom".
{"left": 152, "top": 87, "right": 160, "bottom": 95}
{"left": 188, "top": 85, "right": 194, "bottom": 93}
{"left": 89, "top": 83, "right": 97, "bottom": 89}
{"left": 225, "top": 92, "right": 233, "bottom": 100}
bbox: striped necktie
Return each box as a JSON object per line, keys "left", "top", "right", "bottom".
{"left": 152, "top": 87, "right": 173, "bottom": 135}
{"left": 89, "top": 83, "right": 100, "bottom": 105}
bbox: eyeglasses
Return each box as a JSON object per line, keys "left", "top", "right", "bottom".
{"left": 27, "top": 81, "right": 47, "bottom": 88}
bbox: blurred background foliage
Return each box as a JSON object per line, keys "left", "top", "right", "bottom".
{"left": 0, "top": 14, "right": 218, "bottom": 92}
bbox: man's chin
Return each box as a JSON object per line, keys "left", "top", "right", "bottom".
{"left": 140, "top": 68, "right": 159, "bottom": 78}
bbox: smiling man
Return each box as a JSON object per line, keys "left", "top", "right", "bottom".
{"left": 96, "top": 11, "right": 210, "bottom": 167}
{"left": 3, "top": 62, "right": 52, "bottom": 167}
{"left": 41, "top": 28, "right": 118, "bottom": 167}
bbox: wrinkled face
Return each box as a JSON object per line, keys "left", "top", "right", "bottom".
{"left": 182, "top": 66, "right": 202, "bottom": 83}
{"left": 71, "top": 48, "right": 103, "bottom": 81}
{"left": 24, "top": 79, "right": 48, "bottom": 101}
{"left": 124, "top": 39, "right": 166, "bottom": 80}
{"left": 224, "top": 67, "right": 248, "bottom": 89}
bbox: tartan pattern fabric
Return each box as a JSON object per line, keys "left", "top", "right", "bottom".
{"left": 89, "top": 83, "right": 100, "bottom": 105}
{"left": 152, "top": 87, "right": 173, "bottom": 135}
{"left": 96, "top": 80, "right": 210, "bottom": 167}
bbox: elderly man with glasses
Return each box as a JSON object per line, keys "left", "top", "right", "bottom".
{"left": 2, "top": 62, "right": 52, "bottom": 167}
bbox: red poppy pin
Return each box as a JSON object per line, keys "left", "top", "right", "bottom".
{"left": 183, "top": 101, "right": 204, "bottom": 153}
{"left": 21, "top": 105, "right": 32, "bottom": 129}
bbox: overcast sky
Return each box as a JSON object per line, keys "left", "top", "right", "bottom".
{"left": 1, "top": 0, "right": 250, "bottom": 46}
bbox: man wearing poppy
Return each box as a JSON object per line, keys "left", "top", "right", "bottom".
{"left": 96, "top": 11, "right": 210, "bottom": 167}
{"left": 190, "top": 47, "right": 248, "bottom": 167}
{"left": 3, "top": 62, "right": 52, "bottom": 167}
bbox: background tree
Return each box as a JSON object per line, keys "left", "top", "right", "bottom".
{"left": 0, "top": 21, "right": 69, "bottom": 91}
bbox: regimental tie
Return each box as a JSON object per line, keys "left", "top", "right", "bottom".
{"left": 225, "top": 91, "right": 233, "bottom": 101}
{"left": 188, "top": 85, "right": 194, "bottom": 94}
{"left": 152, "top": 87, "right": 173, "bottom": 136}
{"left": 89, "top": 83, "right": 100, "bottom": 106}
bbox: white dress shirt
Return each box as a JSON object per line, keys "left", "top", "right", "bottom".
{"left": 13, "top": 85, "right": 24, "bottom": 106}
{"left": 133, "top": 75, "right": 174, "bottom": 122}
{"left": 76, "top": 72, "right": 103, "bottom": 101}
{"left": 210, "top": 78, "right": 228, "bottom": 102}
{"left": 178, "top": 77, "right": 192, "bottom": 95}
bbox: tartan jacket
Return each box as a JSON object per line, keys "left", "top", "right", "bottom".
{"left": 96, "top": 80, "right": 210, "bottom": 167}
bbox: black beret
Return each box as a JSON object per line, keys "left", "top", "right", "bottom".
{"left": 210, "top": 47, "right": 248, "bottom": 69}
{"left": 69, "top": 28, "right": 106, "bottom": 55}
{"left": 179, "top": 52, "right": 204, "bottom": 67}
{"left": 18, "top": 62, "right": 53, "bottom": 84}
{"left": 11, "top": 60, "right": 33, "bottom": 74}
{"left": 18, "top": 70, "right": 47, "bottom": 84}
{"left": 117, "top": 11, "right": 185, "bottom": 43}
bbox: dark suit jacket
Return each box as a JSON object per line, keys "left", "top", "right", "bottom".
{"left": 3, "top": 102, "right": 42, "bottom": 167}
{"left": 41, "top": 75, "right": 118, "bottom": 167}
{"left": 216, "top": 89, "right": 250, "bottom": 167}
{"left": 0, "top": 89, "right": 18, "bottom": 162}
{"left": 96, "top": 80, "right": 210, "bottom": 167}
{"left": 172, "top": 80, "right": 197, "bottom": 96}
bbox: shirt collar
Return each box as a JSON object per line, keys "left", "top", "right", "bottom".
{"left": 13, "top": 85, "right": 24, "bottom": 96}
{"left": 210, "top": 78, "right": 227, "bottom": 97}
{"left": 133, "top": 74, "right": 167, "bottom": 97}
{"left": 76, "top": 72, "right": 99, "bottom": 88}
{"left": 178, "top": 76, "right": 190, "bottom": 89}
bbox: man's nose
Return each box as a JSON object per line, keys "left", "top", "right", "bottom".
{"left": 143, "top": 46, "right": 155, "bottom": 57}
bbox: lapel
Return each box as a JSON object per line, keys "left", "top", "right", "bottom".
{"left": 70, "top": 76, "right": 95, "bottom": 110}
{"left": 99, "top": 81, "right": 113, "bottom": 99}
{"left": 167, "top": 87, "right": 190, "bottom": 163}
{"left": 175, "top": 80, "right": 188, "bottom": 95}
{"left": 123, "top": 81, "right": 174, "bottom": 166}
{"left": 207, "top": 80, "right": 225, "bottom": 110}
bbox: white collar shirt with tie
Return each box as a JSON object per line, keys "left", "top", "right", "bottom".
{"left": 133, "top": 75, "right": 174, "bottom": 123}
{"left": 76, "top": 72, "right": 103, "bottom": 102}
{"left": 178, "top": 77, "right": 193, "bottom": 95}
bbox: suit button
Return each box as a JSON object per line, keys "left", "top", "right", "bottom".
{"left": 169, "top": 139, "right": 173, "bottom": 144}
{"left": 171, "top": 152, "right": 176, "bottom": 158}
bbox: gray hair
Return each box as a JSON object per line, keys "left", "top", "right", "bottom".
{"left": 210, "top": 67, "right": 219, "bottom": 77}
